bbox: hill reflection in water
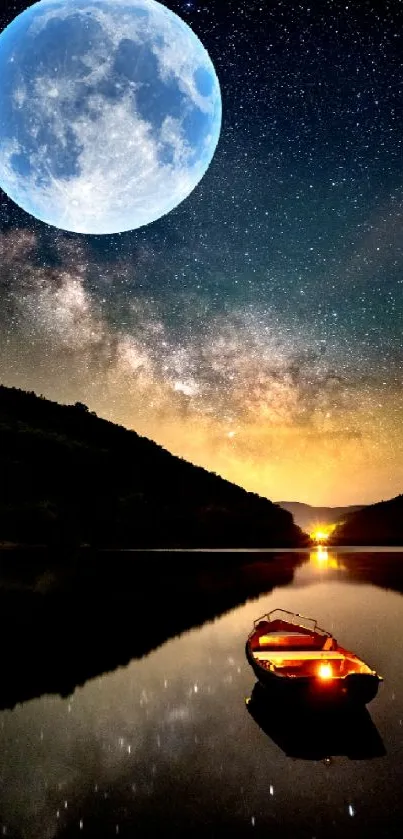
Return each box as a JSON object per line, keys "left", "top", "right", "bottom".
{"left": 0, "top": 548, "right": 305, "bottom": 710}
{"left": 308, "top": 546, "right": 403, "bottom": 594}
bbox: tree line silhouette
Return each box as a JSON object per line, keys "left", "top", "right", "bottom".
{"left": 0, "top": 385, "right": 306, "bottom": 548}
{"left": 333, "top": 494, "right": 403, "bottom": 546}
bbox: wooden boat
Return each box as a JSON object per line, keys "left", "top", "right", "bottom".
{"left": 245, "top": 609, "right": 382, "bottom": 705}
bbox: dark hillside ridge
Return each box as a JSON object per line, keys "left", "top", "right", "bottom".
{"left": 0, "top": 385, "right": 306, "bottom": 547}
{"left": 332, "top": 494, "right": 403, "bottom": 546}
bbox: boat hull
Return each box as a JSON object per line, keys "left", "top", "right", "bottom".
{"left": 245, "top": 643, "right": 381, "bottom": 706}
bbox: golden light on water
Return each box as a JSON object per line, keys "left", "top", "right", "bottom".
{"left": 316, "top": 545, "right": 328, "bottom": 562}
{"left": 310, "top": 547, "right": 346, "bottom": 571}
{"left": 318, "top": 663, "right": 333, "bottom": 680}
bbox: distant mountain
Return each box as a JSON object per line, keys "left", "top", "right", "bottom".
{"left": 332, "top": 494, "right": 403, "bottom": 545}
{"left": 0, "top": 385, "right": 306, "bottom": 548}
{"left": 277, "top": 501, "right": 366, "bottom": 533}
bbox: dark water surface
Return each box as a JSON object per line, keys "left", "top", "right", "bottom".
{"left": 1, "top": 548, "right": 403, "bottom": 838}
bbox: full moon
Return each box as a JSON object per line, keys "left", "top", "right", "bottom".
{"left": 0, "top": 0, "right": 222, "bottom": 234}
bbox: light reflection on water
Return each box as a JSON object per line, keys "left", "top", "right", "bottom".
{"left": 1, "top": 550, "right": 403, "bottom": 837}
{"left": 309, "top": 545, "right": 346, "bottom": 570}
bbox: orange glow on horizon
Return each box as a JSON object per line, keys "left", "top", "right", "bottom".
{"left": 310, "top": 524, "right": 337, "bottom": 544}
{"left": 312, "top": 529, "right": 329, "bottom": 542}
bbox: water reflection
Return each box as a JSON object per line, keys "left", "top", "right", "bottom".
{"left": 0, "top": 548, "right": 305, "bottom": 710}
{"left": 246, "top": 681, "right": 386, "bottom": 761}
{"left": 310, "top": 546, "right": 345, "bottom": 571}
{"left": 314, "top": 544, "right": 329, "bottom": 563}
{"left": 1, "top": 546, "right": 403, "bottom": 711}
{"left": 306, "top": 546, "right": 403, "bottom": 594}
{"left": 0, "top": 550, "right": 403, "bottom": 838}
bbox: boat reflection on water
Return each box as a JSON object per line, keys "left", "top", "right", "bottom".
{"left": 246, "top": 682, "right": 386, "bottom": 761}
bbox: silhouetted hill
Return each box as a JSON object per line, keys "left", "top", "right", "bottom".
{"left": 0, "top": 385, "right": 305, "bottom": 547}
{"left": 333, "top": 495, "right": 403, "bottom": 545}
{"left": 278, "top": 501, "right": 365, "bottom": 532}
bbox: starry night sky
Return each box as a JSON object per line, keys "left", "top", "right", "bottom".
{"left": 1, "top": 0, "right": 403, "bottom": 506}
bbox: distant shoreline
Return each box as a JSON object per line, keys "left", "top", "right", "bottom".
{"left": 2, "top": 543, "right": 403, "bottom": 552}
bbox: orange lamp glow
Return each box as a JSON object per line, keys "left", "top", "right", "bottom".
{"left": 310, "top": 523, "right": 336, "bottom": 544}
{"left": 318, "top": 663, "right": 333, "bottom": 680}
{"left": 312, "top": 529, "right": 329, "bottom": 543}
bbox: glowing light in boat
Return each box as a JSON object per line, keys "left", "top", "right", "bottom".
{"left": 318, "top": 663, "right": 333, "bottom": 680}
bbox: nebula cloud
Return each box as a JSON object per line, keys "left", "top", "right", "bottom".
{"left": 1, "top": 227, "right": 401, "bottom": 504}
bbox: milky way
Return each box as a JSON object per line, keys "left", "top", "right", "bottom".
{"left": 1, "top": 0, "right": 403, "bottom": 505}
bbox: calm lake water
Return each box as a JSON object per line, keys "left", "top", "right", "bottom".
{"left": 1, "top": 548, "right": 403, "bottom": 838}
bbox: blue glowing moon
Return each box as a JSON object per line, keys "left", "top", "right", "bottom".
{"left": 0, "top": 0, "right": 222, "bottom": 234}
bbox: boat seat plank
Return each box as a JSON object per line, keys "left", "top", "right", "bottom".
{"left": 258, "top": 633, "right": 320, "bottom": 646}
{"left": 253, "top": 650, "right": 347, "bottom": 661}
{"left": 259, "top": 632, "right": 317, "bottom": 639}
